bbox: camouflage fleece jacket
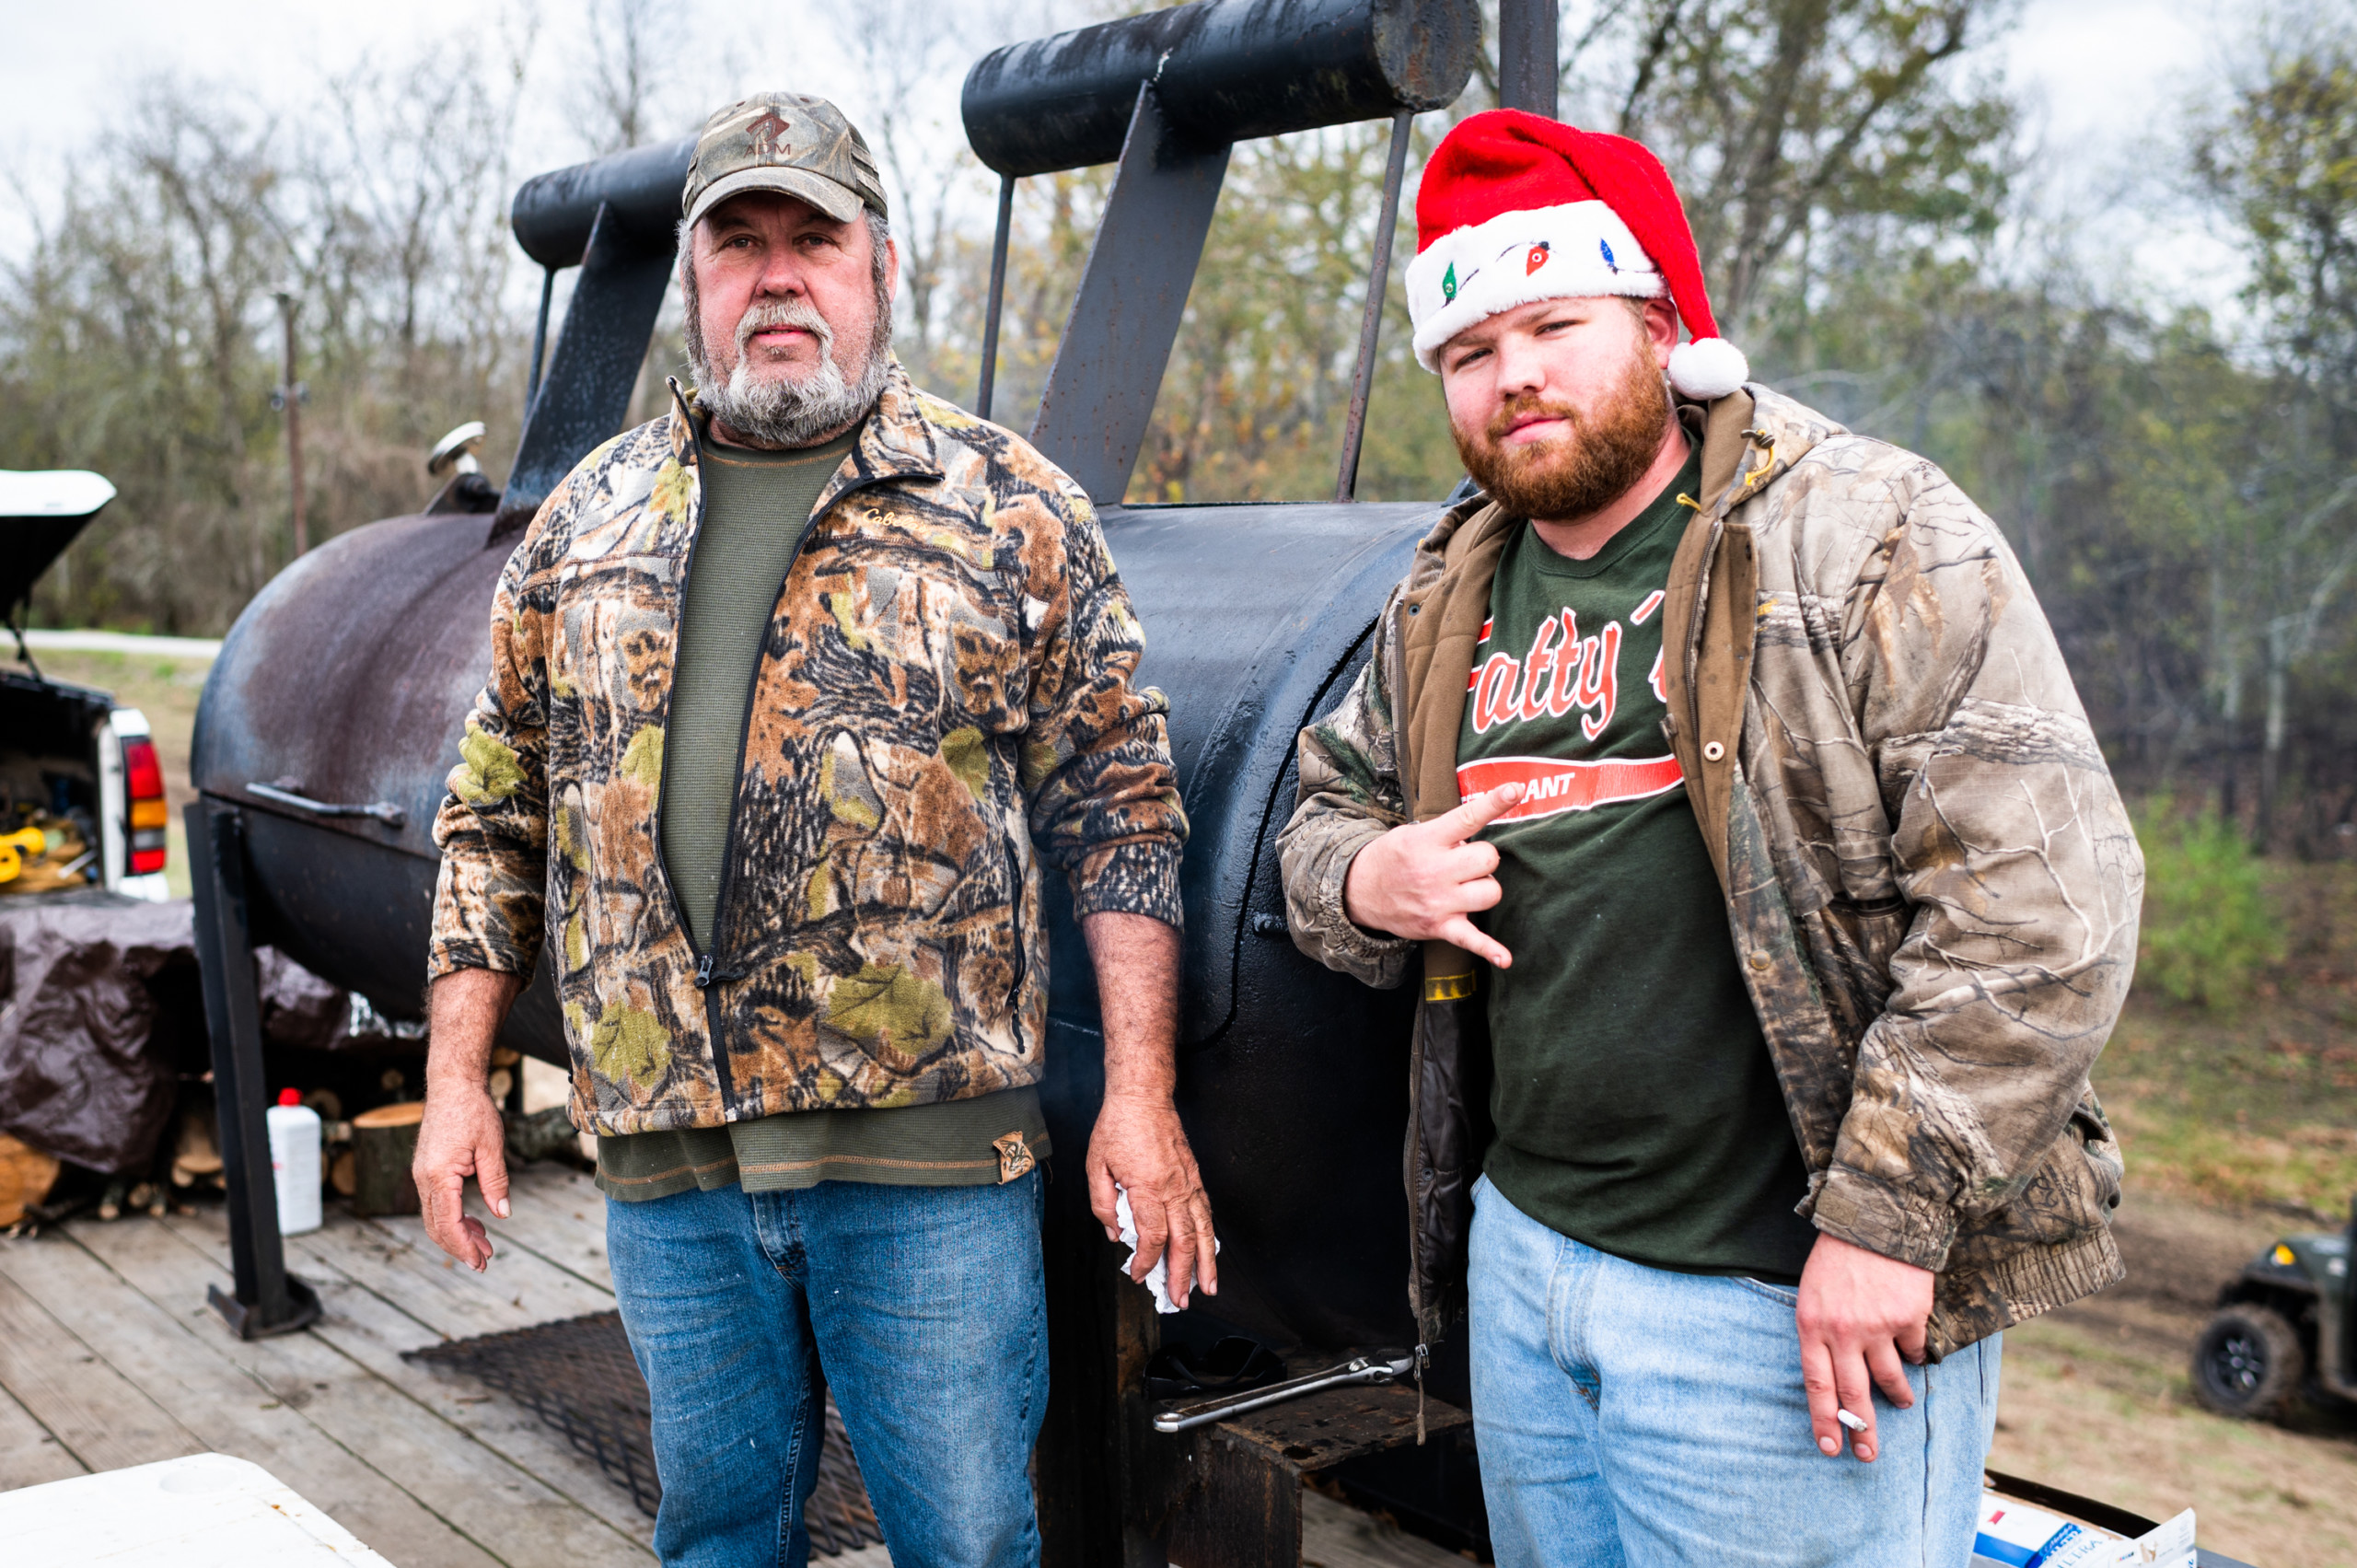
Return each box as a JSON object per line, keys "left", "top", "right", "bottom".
{"left": 1278, "top": 385, "right": 2141, "bottom": 1357}
{"left": 428, "top": 362, "right": 1186, "bottom": 1135}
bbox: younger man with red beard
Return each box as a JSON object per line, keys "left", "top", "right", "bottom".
{"left": 1278, "top": 113, "right": 2140, "bottom": 1565}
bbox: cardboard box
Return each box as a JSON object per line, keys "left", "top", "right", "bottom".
{"left": 1974, "top": 1487, "right": 2198, "bottom": 1568}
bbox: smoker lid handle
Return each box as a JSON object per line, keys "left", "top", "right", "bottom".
{"left": 245, "top": 782, "right": 406, "bottom": 828}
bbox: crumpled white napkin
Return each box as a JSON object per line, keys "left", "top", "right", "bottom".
{"left": 1114, "top": 1185, "right": 1217, "bottom": 1314}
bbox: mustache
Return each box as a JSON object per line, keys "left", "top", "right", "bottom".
{"left": 1484, "top": 393, "right": 1583, "bottom": 446}
{"left": 735, "top": 297, "right": 835, "bottom": 358}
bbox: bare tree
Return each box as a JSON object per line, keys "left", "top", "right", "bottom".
{"left": 0, "top": 46, "right": 539, "bottom": 634}
{"left": 1599, "top": 0, "right": 2014, "bottom": 335}
{"left": 2191, "top": 13, "right": 2357, "bottom": 842}
{"left": 315, "top": 41, "right": 531, "bottom": 396}
{"left": 1467, "top": 2, "right": 2017, "bottom": 335}
{"left": 829, "top": 0, "right": 984, "bottom": 380}
{"left": 131, "top": 88, "right": 288, "bottom": 598}
{"left": 578, "top": 0, "right": 673, "bottom": 154}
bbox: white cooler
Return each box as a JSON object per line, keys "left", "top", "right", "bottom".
{"left": 0, "top": 1451, "right": 399, "bottom": 1565}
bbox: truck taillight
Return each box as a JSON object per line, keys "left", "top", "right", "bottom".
{"left": 122, "top": 736, "right": 168, "bottom": 874}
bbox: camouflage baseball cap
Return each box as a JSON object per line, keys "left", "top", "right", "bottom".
{"left": 682, "top": 92, "right": 888, "bottom": 230}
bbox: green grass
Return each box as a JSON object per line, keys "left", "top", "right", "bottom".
{"left": 2134, "top": 798, "right": 2288, "bottom": 1006}
{"left": 2097, "top": 854, "right": 2357, "bottom": 1219}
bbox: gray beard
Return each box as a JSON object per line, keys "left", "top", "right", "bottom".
{"left": 691, "top": 297, "right": 889, "bottom": 448}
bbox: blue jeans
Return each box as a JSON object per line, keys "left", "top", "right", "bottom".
{"left": 606, "top": 1173, "right": 1048, "bottom": 1568}
{"left": 1469, "top": 1175, "right": 1999, "bottom": 1568}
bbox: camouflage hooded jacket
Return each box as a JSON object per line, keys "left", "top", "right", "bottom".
{"left": 428, "top": 362, "right": 1186, "bottom": 1135}
{"left": 1278, "top": 385, "right": 2141, "bottom": 1357}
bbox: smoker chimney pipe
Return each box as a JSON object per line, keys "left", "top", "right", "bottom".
{"left": 962, "top": 0, "right": 1479, "bottom": 177}
{"left": 1496, "top": 0, "right": 1560, "bottom": 118}
{"left": 510, "top": 134, "right": 698, "bottom": 271}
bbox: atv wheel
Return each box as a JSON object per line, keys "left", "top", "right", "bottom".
{"left": 2190, "top": 1304, "right": 2304, "bottom": 1419}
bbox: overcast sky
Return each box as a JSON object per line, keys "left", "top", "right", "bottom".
{"left": 4, "top": 0, "right": 2223, "bottom": 301}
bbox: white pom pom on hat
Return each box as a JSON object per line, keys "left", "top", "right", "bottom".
{"left": 1666, "top": 336, "right": 1749, "bottom": 401}
{"left": 1408, "top": 110, "right": 1751, "bottom": 401}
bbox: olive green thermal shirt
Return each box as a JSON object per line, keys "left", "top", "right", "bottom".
{"left": 1457, "top": 449, "right": 1817, "bottom": 1282}
{"left": 597, "top": 421, "right": 1048, "bottom": 1201}
{"left": 661, "top": 428, "right": 860, "bottom": 948}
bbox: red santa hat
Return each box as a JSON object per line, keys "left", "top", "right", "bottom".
{"left": 1404, "top": 110, "right": 1748, "bottom": 401}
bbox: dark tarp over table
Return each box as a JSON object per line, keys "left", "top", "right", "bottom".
{"left": 0, "top": 892, "right": 359, "bottom": 1174}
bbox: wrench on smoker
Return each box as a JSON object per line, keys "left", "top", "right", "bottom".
{"left": 1151, "top": 1352, "right": 1417, "bottom": 1434}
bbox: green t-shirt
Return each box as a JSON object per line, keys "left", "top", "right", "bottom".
{"left": 597, "top": 418, "right": 1047, "bottom": 1201}
{"left": 661, "top": 426, "right": 860, "bottom": 950}
{"left": 1456, "top": 447, "right": 1817, "bottom": 1281}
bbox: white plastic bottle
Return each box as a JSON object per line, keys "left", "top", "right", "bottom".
{"left": 267, "top": 1088, "right": 322, "bottom": 1236}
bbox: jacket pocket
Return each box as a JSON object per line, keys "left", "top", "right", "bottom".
{"left": 819, "top": 731, "right": 1026, "bottom": 1062}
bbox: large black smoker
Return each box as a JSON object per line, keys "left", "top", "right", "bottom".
{"left": 186, "top": 1, "right": 1540, "bottom": 1561}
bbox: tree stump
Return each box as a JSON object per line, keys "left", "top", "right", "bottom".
{"left": 350, "top": 1101, "right": 424, "bottom": 1217}
{"left": 169, "top": 1102, "right": 224, "bottom": 1191}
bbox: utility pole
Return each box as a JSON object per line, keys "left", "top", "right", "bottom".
{"left": 271, "top": 286, "right": 308, "bottom": 557}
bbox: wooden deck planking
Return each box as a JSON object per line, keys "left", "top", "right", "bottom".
{"left": 1300, "top": 1490, "right": 1464, "bottom": 1567}
{"left": 0, "top": 1162, "right": 1446, "bottom": 1568}
{"left": 77, "top": 1213, "right": 651, "bottom": 1568}
{"left": 162, "top": 1187, "right": 657, "bottom": 1546}
{"left": 4, "top": 1224, "right": 508, "bottom": 1568}
{"left": 313, "top": 1285, "right": 664, "bottom": 1556}
{"left": 0, "top": 1379, "right": 86, "bottom": 1488}
{"left": 270, "top": 1207, "right": 617, "bottom": 1341}
{"left": 0, "top": 1264, "right": 205, "bottom": 1476}
{"left": 477, "top": 1166, "right": 615, "bottom": 1292}
{"left": 254, "top": 1219, "right": 660, "bottom": 1551}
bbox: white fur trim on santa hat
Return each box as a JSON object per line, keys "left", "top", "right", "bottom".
{"left": 1407, "top": 201, "right": 1662, "bottom": 370}
{"left": 1666, "top": 336, "right": 1748, "bottom": 400}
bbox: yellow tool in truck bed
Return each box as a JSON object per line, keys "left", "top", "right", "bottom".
{"left": 0, "top": 825, "right": 45, "bottom": 882}
{"left": 0, "top": 817, "right": 89, "bottom": 891}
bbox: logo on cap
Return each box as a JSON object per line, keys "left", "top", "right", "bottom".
{"left": 681, "top": 92, "right": 888, "bottom": 229}
{"left": 747, "top": 109, "right": 793, "bottom": 160}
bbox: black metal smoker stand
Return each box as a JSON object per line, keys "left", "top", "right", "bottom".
{"left": 187, "top": 798, "right": 321, "bottom": 1339}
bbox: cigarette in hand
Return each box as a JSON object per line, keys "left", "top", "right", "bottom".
{"left": 1836, "top": 1408, "right": 1866, "bottom": 1433}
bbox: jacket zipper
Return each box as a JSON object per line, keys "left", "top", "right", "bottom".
{"left": 1004, "top": 834, "right": 1028, "bottom": 1014}
{"left": 1679, "top": 423, "right": 1771, "bottom": 753}
{"left": 1679, "top": 511, "right": 1724, "bottom": 732}
{"left": 674, "top": 386, "right": 901, "bottom": 1114}
{"left": 644, "top": 386, "right": 737, "bottom": 1112}
{"left": 650, "top": 389, "right": 886, "bottom": 1127}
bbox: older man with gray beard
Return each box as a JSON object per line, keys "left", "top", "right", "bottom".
{"left": 415, "top": 92, "right": 1210, "bottom": 1568}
